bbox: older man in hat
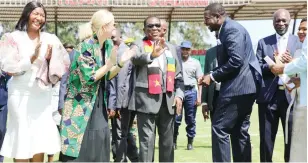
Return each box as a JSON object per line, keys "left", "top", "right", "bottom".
{"left": 174, "top": 41, "right": 203, "bottom": 150}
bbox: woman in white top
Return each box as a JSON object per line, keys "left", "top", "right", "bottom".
{"left": 288, "top": 17, "right": 307, "bottom": 162}
{"left": 273, "top": 17, "right": 307, "bottom": 162}
{"left": 0, "top": 1, "right": 69, "bottom": 162}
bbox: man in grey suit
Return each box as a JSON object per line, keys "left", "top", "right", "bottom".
{"left": 256, "top": 9, "right": 301, "bottom": 162}
{"left": 108, "top": 29, "right": 138, "bottom": 162}
{"left": 199, "top": 3, "right": 262, "bottom": 162}
{"left": 201, "top": 45, "right": 220, "bottom": 121}
{"left": 129, "top": 16, "right": 184, "bottom": 162}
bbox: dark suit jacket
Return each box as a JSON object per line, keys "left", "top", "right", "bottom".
{"left": 128, "top": 37, "right": 184, "bottom": 115}
{"left": 212, "top": 17, "right": 262, "bottom": 98}
{"left": 108, "top": 42, "right": 134, "bottom": 110}
{"left": 58, "top": 50, "right": 75, "bottom": 109}
{"left": 201, "top": 46, "right": 218, "bottom": 111}
{"left": 0, "top": 73, "right": 10, "bottom": 108}
{"left": 256, "top": 34, "right": 301, "bottom": 103}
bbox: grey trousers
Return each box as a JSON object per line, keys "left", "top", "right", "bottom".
{"left": 137, "top": 98, "right": 174, "bottom": 162}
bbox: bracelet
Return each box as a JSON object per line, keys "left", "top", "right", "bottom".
{"left": 117, "top": 62, "right": 123, "bottom": 68}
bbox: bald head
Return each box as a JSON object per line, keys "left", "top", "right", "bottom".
{"left": 273, "top": 9, "right": 291, "bottom": 20}
{"left": 273, "top": 9, "right": 291, "bottom": 36}
{"left": 160, "top": 19, "right": 168, "bottom": 37}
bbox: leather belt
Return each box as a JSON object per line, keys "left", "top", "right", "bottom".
{"left": 278, "top": 85, "right": 285, "bottom": 90}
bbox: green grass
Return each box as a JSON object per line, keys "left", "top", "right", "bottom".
{"left": 4, "top": 104, "right": 285, "bottom": 162}
{"left": 154, "top": 104, "right": 285, "bottom": 162}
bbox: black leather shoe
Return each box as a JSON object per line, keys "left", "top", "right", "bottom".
{"left": 187, "top": 143, "right": 193, "bottom": 150}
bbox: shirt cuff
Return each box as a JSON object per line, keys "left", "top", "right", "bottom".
{"left": 202, "top": 103, "right": 208, "bottom": 106}
{"left": 210, "top": 72, "right": 218, "bottom": 83}
{"left": 175, "top": 95, "right": 183, "bottom": 101}
{"left": 147, "top": 53, "right": 154, "bottom": 62}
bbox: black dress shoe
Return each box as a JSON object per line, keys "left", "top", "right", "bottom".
{"left": 187, "top": 137, "right": 194, "bottom": 150}
{"left": 187, "top": 143, "right": 193, "bottom": 150}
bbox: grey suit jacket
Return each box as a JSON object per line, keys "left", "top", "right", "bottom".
{"left": 108, "top": 42, "right": 134, "bottom": 110}
{"left": 256, "top": 34, "right": 301, "bottom": 103}
{"left": 201, "top": 46, "right": 218, "bottom": 111}
{"left": 128, "top": 38, "right": 184, "bottom": 115}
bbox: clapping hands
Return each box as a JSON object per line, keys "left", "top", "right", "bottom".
{"left": 274, "top": 50, "right": 293, "bottom": 64}
{"left": 281, "top": 50, "right": 293, "bottom": 63}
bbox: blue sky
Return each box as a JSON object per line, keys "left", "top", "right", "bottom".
{"left": 193, "top": 19, "right": 302, "bottom": 52}
{"left": 227, "top": 19, "right": 301, "bottom": 52}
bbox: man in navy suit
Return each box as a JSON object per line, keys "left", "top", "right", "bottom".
{"left": 0, "top": 72, "right": 10, "bottom": 162}
{"left": 199, "top": 3, "right": 262, "bottom": 162}
{"left": 256, "top": 9, "right": 301, "bottom": 162}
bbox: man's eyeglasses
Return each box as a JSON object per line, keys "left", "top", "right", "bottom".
{"left": 146, "top": 23, "right": 161, "bottom": 28}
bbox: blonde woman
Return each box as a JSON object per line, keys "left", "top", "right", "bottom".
{"left": 60, "top": 10, "right": 135, "bottom": 162}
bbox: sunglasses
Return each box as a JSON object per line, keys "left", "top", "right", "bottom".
{"left": 146, "top": 23, "right": 161, "bottom": 28}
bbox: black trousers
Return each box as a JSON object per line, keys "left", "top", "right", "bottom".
{"left": 0, "top": 105, "right": 7, "bottom": 162}
{"left": 111, "top": 109, "right": 138, "bottom": 162}
{"left": 210, "top": 90, "right": 220, "bottom": 121}
{"left": 258, "top": 89, "right": 293, "bottom": 162}
{"left": 212, "top": 93, "right": 256, "bottom": 162}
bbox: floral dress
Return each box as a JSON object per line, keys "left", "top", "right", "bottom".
{"left": 60, "top": 35, "right": 112, "bottom": 162}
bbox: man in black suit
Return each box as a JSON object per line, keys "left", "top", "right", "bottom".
{"left": 199, "top": 3, "right": 262, "bottom": 162}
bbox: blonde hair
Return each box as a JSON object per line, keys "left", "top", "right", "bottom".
{"left": 78, "top": 10, "right": 114, "bottom": 41}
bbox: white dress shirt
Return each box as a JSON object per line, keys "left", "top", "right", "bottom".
{"left": 276, "top": 32, "right": 289, "bottom": 55}
{"left": 276, "top": 32, "right": 289, "bottom": 85}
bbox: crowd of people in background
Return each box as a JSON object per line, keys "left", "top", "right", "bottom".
{"left": 0, "top": 1, "right": 307, "bottom": 162}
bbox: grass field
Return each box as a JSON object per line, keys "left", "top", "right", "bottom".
{"left": 169, "top": 104, "right": 285, "bottom": 162}
{"left": 4, "top": 104, "right": 285, "bottom": 162}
